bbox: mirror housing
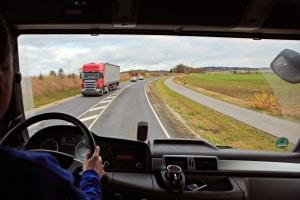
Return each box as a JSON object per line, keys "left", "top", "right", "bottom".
{"left": 270, "top": 49, "right": 300, "bottom": 83}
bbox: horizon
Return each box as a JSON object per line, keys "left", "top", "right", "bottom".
{"left": 18, "top": 34, "right": 300, "bottom": 76}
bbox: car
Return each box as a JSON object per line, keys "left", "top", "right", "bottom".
{"left": 130, "top": 76, "right": 138, "bottom": 82}
{"left": 139, "top": 76, "right": 144, "bottom": 80}
{"left": 1, "top": 1, "right": 300, "bottom": 200}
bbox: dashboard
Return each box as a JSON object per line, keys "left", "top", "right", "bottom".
{"left": 25, "top": 125, "right": 151, "bottom": 173}
{"left": 24, "top": 125, "right": 300, "bottom": 200}
{"left": 25, "top": 126, "right": 88, "bottom": 162}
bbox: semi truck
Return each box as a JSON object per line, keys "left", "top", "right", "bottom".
{"left": 80, "top": 62, "right": 120, "bottom": 96}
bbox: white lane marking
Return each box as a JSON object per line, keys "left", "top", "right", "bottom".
{"left": 90, "top": 106, "right": 106, "bottom": 111}
{"left": 144, "top": 81, "right": 170, "bottom": 138}
{"left": 87, "top": 83, "right": 133, "bottom": 129}
{"left": 101, "top": 100, "right": 112, "bottom": 103}
{"left": 26, "top": 84, "right": 134, "bottom": 134}
{"left": 25, "top": 94, "right": 82, "bottom": 117}
{"left": 80, "top": 115, "right": 98, "bottom": 122}
{"left": 76, "top": 100, "right": 107, "bottom": 119}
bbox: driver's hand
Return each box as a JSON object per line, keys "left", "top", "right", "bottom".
{"left": 83, "top": 145, "right": 105, "bottom": 178}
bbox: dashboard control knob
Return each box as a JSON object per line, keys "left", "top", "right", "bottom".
{"left": 104, "top": 161, "right": 110, "bottom": 168}
{"left": 136, "top": 162, "right": 142, "bottom": 169}
{"left": 113, "top": 193, "right": 122, "bottom": 200}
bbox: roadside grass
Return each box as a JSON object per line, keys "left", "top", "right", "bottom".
{"left": 25, "top": 75, "right": 82, "bottom": 110}
{"left": 175, "top": 73, "right": 300, "bottom": 122}
{"left": 152, "top": 77, "right": 291, "bottom": 152}
{"left": 33, "top": 89, "right": 81, "bottom": 108}
{"left": 25, "top": 72, "right": 174, "bottom": 111}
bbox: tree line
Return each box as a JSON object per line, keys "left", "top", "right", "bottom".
{"left": 170, "top": 64, "right": 262, "bottom": 73}
{"left": 170, "top": 64, "right": 203, "bottom": 73}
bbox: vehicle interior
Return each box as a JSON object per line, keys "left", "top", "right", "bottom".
{"left": 1, "top": 0, "right": 300, "bottom": 199}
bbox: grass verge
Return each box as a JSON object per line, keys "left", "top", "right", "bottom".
{"left": 33, "top": 89, "right": 81, "bottom": 108}
{"left": 152, "top": 77, "right": 292, "bottom": 152}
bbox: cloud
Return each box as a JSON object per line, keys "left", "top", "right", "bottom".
{"left": 18, "top": 35, "right": 300, "bottom": 75}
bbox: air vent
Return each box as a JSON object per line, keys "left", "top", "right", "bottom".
{"left": 164, "top": 156, "right": 218, "bottom": 171}
{"left": 195, "top": 157, "right": 218, "bottom": 171}
{"left": 164, "top": 157, "right": 188, "bottom": 170}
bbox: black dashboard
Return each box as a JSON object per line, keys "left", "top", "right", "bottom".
{"left": 24, "top": 125, "right": 300, "bottom": 200}
{"left": 25, "top": 126, "right": 89, "bottom": 162}
{"left": 25, "top": 125, "right": 151, "bottom": 173}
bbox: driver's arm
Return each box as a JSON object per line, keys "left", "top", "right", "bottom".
{"left": 80, "top": 145, "right": 105, "bottom": 199}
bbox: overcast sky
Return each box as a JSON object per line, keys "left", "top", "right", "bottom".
{"left": 18, "top": 34, "right": 300, "bottom": 76}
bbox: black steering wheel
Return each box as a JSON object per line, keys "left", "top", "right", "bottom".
{"left": 0, "top": 112, "right": 96, "bottom": 173}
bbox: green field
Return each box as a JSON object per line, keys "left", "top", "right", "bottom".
{"left": 152, "top": 77, "right": 292, "bottom": 152}
{"left": 175, "top": 73, "right": 300, "bottom": 122}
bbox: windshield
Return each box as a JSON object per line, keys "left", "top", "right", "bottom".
{"left": 18, "top": 34, "right": 300, "bottom": 152}
{"left": 81, "top": 72, "right": 100, "bottom": 80}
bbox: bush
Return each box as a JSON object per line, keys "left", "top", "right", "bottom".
{"left": 251, "top": 89, "right": 279, "bottom": 112}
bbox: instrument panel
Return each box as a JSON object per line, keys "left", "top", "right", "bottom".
{"left": 26, "top": 126, "right": 88, "bottom": 162}
{"left": 25, "top": 125, "right": 151, "bottom": 172}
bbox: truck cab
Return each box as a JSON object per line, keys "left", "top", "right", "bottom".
{"left": 80, "top": 62, "right": 120, "bottom": 96}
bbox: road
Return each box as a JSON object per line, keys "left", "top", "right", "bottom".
{"left": 26, "top": 80, "right": 168, "bottom": 141}
{"left": 26, "top": 76, "right": 300, "bottom": 144}
{"left": 165, "top": 77, "right": 300, "bottom": 144}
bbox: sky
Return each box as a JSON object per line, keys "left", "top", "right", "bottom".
{"left": 18, "top": 34, "right": 300, "bottom": 76}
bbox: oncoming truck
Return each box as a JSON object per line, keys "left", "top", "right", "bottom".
{"left": 80, "top": 62, "right": 120, "bottom": 96}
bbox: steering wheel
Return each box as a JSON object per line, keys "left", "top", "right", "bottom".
{"left": 0, "top": 112, "right": 96, "bottom": 173}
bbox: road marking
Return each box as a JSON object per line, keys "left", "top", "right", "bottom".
{"left": 87, "top": 83, "right": 133, "bottom": 129}
{"left": 144, "top": 82, "right": 170, "bottom": 138}
{"left": 90, "top": 106, "right": 105, "bottom": 111}
{"left": 25, "top": 94, "right": 81, "bottom": 117}
{"left": 101, "top": 100, "right": 112, "bottom": 103}
{"left": 80, "top": 115, "right": 98, "bottom": 122}
{"left": 25, "top": 84, "right": 135, "bottom": 135}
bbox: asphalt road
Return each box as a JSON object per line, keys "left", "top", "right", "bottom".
{"left": 165, "top": 77, "right": 300, "bottom": 144}
{"left": 26, "top": 79, "right": 168, "bottom": 141}
{"left": 26, "top": 77, "right": 300, "bottom": 144}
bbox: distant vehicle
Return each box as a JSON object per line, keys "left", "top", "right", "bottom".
{"left": 139, "top": 76, "right": 144, "bottom": 80}
{"left": 80, "top": 62, "right": 120, "bottom": 96}
{"left": 130, "top": 77, "right": 138, "bottom": 82}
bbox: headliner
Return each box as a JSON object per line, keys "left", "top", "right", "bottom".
{"left": 1, "top": 0, "right": 300, "bottom": 39}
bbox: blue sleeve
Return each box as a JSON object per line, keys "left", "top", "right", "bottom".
{"left": 0, "top": 147, "right": 103, "bottom": 200}
{"left": 80, "top": 169, "right": 103, "bottom": 200}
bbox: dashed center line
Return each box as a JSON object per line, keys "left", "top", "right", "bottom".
{"left": 101, "top": 100, "right": 112, "bottom": 103}
{"left": 78, "top": 83, "right": 134, "bottom": 129}
{"left": 80, "top": 115, "right": 98, "bottom": 122}
{"left": 90, "top": 106, "right": 106, "bottom": 111}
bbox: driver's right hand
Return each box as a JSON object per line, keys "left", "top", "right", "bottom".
{"left": 83, "top": 145, "right": 105, "bottom": 178}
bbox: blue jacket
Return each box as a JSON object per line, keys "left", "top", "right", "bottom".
{"left": 0, "top": 147, "right": 102, "bottom": 200}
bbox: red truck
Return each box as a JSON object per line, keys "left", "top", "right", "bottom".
{"left": 80, "top": 62, "right": 120, "bottom": 96}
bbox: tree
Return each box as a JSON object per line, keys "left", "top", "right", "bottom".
{"left": 58, "top": 68, "right": 64, "bottom": 76}
{"left": 171, "top": 64, "right": 203, "bottom": 73}
{"left": 39, "top": 73, "right": 43, "bottom": 80}
{"left": 49, "top": 70, "right": 56, "bottom": 76}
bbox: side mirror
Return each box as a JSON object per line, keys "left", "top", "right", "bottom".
{"left": 270, "top": 49, "right": 300, "bottom": 83}
{"left": 80, "top": 72, "right": 83, "bottom": 79}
